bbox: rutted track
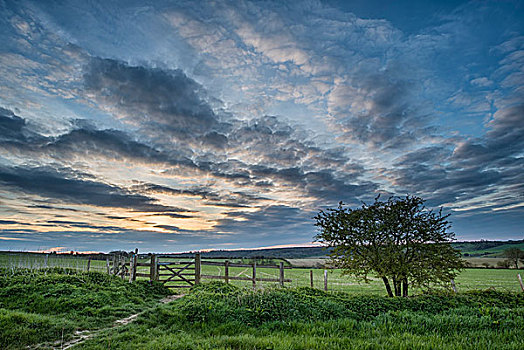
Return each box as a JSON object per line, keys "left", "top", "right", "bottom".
{"left": 30, "top": 295, "right": 185, "bottom": 350}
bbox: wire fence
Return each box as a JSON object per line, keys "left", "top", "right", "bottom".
{"left": 0, "top": 252, "right": 114, "bottom": 274}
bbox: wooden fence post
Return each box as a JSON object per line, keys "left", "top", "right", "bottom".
{"left": 120, "top": 255, "right": 126, "bottom": 279}
{"left": 149, "top": 254, "right": 158, "bottom": 281}
{"left": 87, "top": 257, "right": 91, "bottom": 272}
{"left": 224, "top": 260, "right": 229, "bottom": 284}
{"left": 44, "top": 254, "right": 48, "bottom": 268}
{"left": 252, "top": 262, "right": 257, "bottom": 289}
{"left": 279, "top": 262, "right": 284, "bottom": 287}
{"left": 324, "top": 269, "right": 328, "bottom": 291}
{"left": 195, "top": 253, "right": 201, "bottom": 285}
{"left": 518, "top": 274, "right": 524, "bottom": 292}
{"left": 106, "top": 256, "right": 110, "bottom": 274}
{"left": 128, "top": 254, "right": 134, "bottom": 282}
{"left": 112, "top": 254, "right": 117, "bottom": 275}
{"left": 451, "top": 279, "right": 457, "bottom": 293}
{"left": 310, "top": 270, "right": 314, "bottom": 288}
{"left": 129, "top": 248, "right": 138, "bottom": 283}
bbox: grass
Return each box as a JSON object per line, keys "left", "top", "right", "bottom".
{"left": 0, "top": 268, "right": 170, "bottom": 349}
{"left": 1, "top": 266, "right": 523, "bottom": 349}
{"left": 2, "top": 252, "right": 522, "bottom": 293}
{"left": 198, "top": 264, "right": 524, "bottom": 294}
{"left": 75, "top": 282, "right": 524, "bottom": 349}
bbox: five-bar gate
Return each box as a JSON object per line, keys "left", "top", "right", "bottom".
{"left": 129, "top": 252, "right": 291, "bottom": 289}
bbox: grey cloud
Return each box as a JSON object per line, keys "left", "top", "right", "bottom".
{"left": 0, "top": 107, "right": 44, "bottom": 144}
{"left": 0, "top": 220, "right": 21, "bottom": 225}
{"left": 0, "top": 165, "right": 190, "bottom": 213}
{"left": 28, "top": 205, "right": 80, "bottom": 212}
{"left": 213, "top": 205, "right": 316, "bottom": 245}
{"left": 337, "top": 72, "right": 430, "bottom": 150}
{"left": 47, "top": 128, "right": 198, "bottom": 170}
{"left": 0, "top": 111, "right": 209, "bottom": 177}
{"left": 1, "top": 109, "right": 373, "bottom": 205}
{"left": 140, "top": 183, "right": 267, "bottom": 208}
{"left": 84, "top": 57, "right": 226, "bottom": 141}
{"left": 154, "top": 225, "right": 180, "bottom": 232}
{"left": 0, "top": 107, "right": 25, "bottom": 141}
{"left": 148, "top": 213, "right": 194, "bottom": 219}
{"left": 249, "top": 164, "right": 375, "bottom": 203}
{"left": 81, "top": 58, "right": 374, "bottom": 204}
{"left": 200, "top": 131, "right": 228, "bottom": 150}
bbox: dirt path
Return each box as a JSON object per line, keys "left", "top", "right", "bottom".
{"left": 30, "top": 294, "right": 185, "bottom": 350}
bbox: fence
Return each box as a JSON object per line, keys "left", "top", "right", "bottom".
{"left": 127, "top": 253, "right": 293, "bottom": 289}
{"left": 3, "top": 250, "right": 522, "bottom": 293}
{"left": 0, "top": 251, "right": 119, "bottom": 273}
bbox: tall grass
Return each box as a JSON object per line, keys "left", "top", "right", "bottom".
{"left": 76, "top": 282, "right": 524, "bottom": 349}
{"left": 0, "top": 268, "right": 171, "bottom": 349}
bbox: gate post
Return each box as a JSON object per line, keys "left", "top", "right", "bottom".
{"left": 112, "top": 254, "right": 117, "bottom": 275}
{"left": 279, "top": 262, "right": 284, "bottom": 287}
{"left": 150, "top": 254, "right": 158, "bottom": 281}
{"left": 224, "top": 260, "right": 230, "bottom": 284}
{"left": 252, "top": 262, "right": 257, "bottom": 289}
{"left": 129, "top": 248, "right": 138, "bottom": 283}
{"left": 195, "top": 253, "right": 201, "bottom": 285}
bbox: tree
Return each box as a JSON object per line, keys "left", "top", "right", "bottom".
{"left": 314, "top": 195, "right": 466, "bottom": 297}
{"left": 503, "top": 248, "right": 524, "bottom": 269}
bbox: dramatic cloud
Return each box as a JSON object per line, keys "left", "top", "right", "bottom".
{"left": 1, "top": 0, "right": 523, "bottom": 252}
{"left": 0, "top": 165, "right": 191, "bottom": 213}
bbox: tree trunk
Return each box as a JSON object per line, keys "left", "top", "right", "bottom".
{"left": 402, "top": 278, "right": 408, "bottom": 297}
{"left": 382, "top": 277, "right": 394, "bottom": 297}
{"left": 393, "top": 277, "right": 401, "bottom": 296}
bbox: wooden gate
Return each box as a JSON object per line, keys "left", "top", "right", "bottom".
{"left": 128, "top": 252, "right": 291, "bottom": 290}
{"left": 155, "top": 253, "right": 201, "bottom": 289}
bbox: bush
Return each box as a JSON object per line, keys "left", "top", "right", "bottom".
{"left": 142, "top": 282, "right": 524, "bottom": 330}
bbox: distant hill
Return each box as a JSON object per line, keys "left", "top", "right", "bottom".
{"left": 171, "top": 246, "right": 331, "bottom": 259}
{"left": 164, "top": 239, "right": 524, "bottom": 259}
{"left": 453, "top": 239, "right": 524, "bottom": 257}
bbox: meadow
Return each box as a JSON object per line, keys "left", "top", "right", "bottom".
{"left": 1, "top": 252, "right": 523, "bottom": 349}
{"left": 74, "top": 282, "right": 524, "bottom": 349}
{"left": 0, "top": 268, "right": 170, "bottom": 349}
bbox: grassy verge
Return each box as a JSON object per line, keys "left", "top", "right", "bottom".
{"left": 0, "top": 268, "right": 170, "bottom": 349}
{"left": 78, "top": 282, "right": 524, "bottom": 349}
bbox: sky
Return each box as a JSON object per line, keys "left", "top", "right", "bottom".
{"left": 0, "top": 0, "right": 523, "bottom": 253}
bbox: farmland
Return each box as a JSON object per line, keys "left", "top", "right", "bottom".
{"left": 1, "top": 249, "right": 524, "bottom": 349}
{"left": 2, "top": 268, "right": 522, "bottom": 349}
{"left": 2, "top": 251, "right": 523, "bottom": 292}
{"left": 1, "top": 259, "right": 524, "bottom": 349}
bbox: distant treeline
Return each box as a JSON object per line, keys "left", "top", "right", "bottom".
{"left": 172, "top": 240, "right": 524, "bottom": 259}
{"left": 2, "top": 239, "right": 522, "bottom": 259}
{"left": 172, "top": 246, "right": 333, "bottom": 259}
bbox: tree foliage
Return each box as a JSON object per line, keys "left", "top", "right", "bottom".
{"left": 503, "top": 248, "right": 524, "bottom": 269}
{"left": 314, "top": 195, "right": 466, "bottom": 297}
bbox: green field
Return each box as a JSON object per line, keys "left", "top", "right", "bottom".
{"left": 1, "top": 266, "right": 523, "bottom": 349}
{"left": 453, "top": 240, "right": 524, "bottom": 257}
{"left": 1, "top": 252, "right": 523, "bottom": 294}
{"left": 199, "top": 265, "right": 524, "bottom": 294}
